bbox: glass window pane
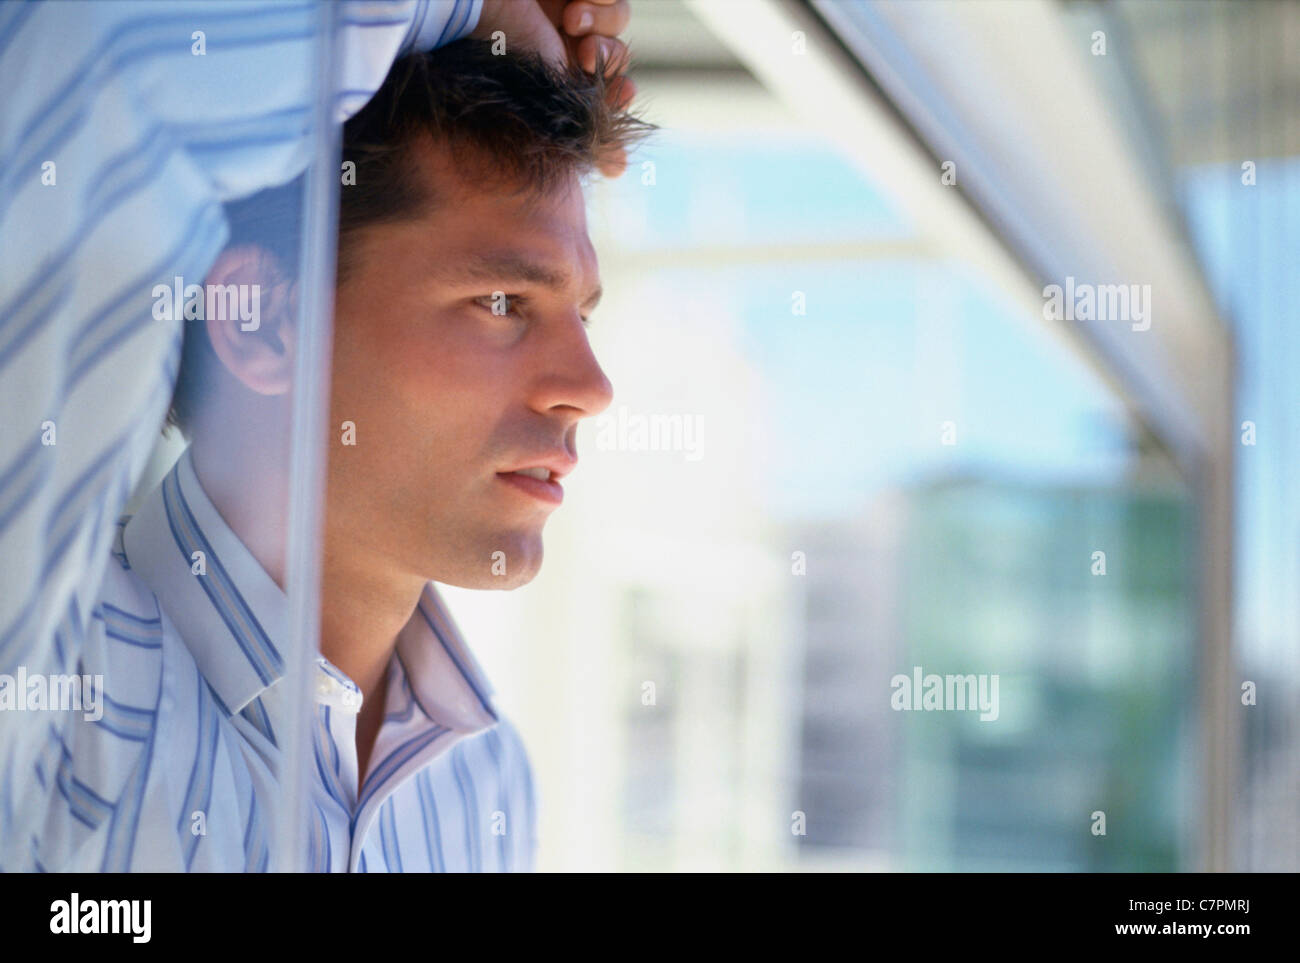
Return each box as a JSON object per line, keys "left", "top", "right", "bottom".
{"left": 445, "top": 14, "right": 1200, "bottom": 872}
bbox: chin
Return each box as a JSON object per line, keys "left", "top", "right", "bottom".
{"left": 492, "top": 566, "right": 541, "bottom": 590}
{"left": 439, "top": 530, "right": 545, "bottom": 590}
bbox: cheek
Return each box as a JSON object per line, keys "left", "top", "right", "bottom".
{"left": 332, "top": 294, "right": 434, "bottom": 407}
{"left": 331, "top": 293, "right": 517, "bottom": 445}
{"left": 390, "top": 313, "right": 513, "bottom": 405}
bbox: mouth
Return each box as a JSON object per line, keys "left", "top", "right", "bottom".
{"left": 495, "top": 467, "right": 564, "bottom": 505}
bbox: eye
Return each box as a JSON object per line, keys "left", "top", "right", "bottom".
{"left": 475, "top": 292, "right": 527, "bottom": 318}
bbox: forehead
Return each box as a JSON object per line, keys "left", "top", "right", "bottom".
{"left": 408, "top": 137, "right": 597, "bottom": 268}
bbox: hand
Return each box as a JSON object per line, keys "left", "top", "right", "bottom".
{"left": 549, "top": 0, "right": 638, "bottom": 176}
{"left": 470, "top": 0, "right": 567, "bottom": 69}
{"left": 472, "top": 0, "right": 637, "bottom": 177}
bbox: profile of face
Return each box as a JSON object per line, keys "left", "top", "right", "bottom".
{"left": 325, "top": 136, "right": 614, "bottom": 591}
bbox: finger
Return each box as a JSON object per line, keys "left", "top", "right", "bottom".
{"left": 605, "top": 74, "right": 637, "bottom": 111}
{"left": 489, "top": 0, "right": 568, "bottom": 69}
{"left": 576, "top": 34, "right": 630, "bottom": 76}
{"left": 597, "top": 145, "right": 629, "bottom": 179}
{"left": 563, "top": 0, "right": 630, "bottom": 39}
{"left": 537, "top": 0, "right": 567, "bottom": 28}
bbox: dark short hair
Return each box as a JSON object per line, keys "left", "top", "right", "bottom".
{"left": 164, "top": 37, "right": 654, "bottom": 437}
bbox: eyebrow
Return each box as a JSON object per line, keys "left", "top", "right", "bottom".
{"left": 450, "top": 251, "right": 603, "bottom": 312}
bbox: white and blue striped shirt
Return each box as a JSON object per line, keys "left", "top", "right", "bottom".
{"left": 3, "top": 446, "right": 536, "bottom": 872}
{"left": 0, "top": 0, "right": 482, "bottom": 714}
{"left": 0, "top": 0, "right": 540, "bottom": 872}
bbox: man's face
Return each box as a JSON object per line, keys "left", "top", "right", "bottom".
{"left": 327, "top": 137, "right": 613, "bottom": 590}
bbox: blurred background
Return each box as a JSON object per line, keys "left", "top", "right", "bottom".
{"left": 437, "top": 0, "right": 1300, "bottom": 872}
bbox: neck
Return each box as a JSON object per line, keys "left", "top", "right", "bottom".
{"left": 189, "top": 432, "right": 291, "bottom": 589}
{"left": 317, "top": 549, "right": 426, "bottom": 704}
{"left": 188, "top": 427, "right": 423, "bottom": 732}
{"left": 317, "top": 532, "right": 427, "bottom": 791}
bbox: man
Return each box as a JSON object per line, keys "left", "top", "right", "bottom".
{"left": 3, "top": 3, "right": 650, "bottom": 872}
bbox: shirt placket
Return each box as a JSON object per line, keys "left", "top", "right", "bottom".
{"left": 312, "top": 658, "right": 363, "bottom": 869}
{"left": 345, "top": 655, "right": 473, "bottom": 872}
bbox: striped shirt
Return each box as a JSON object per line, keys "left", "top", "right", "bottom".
{"left": 0, "top": 0, "right": 541, "bottom": 871}
{"left": 2, "top": 446, "right": 536, "bottom": 872}
{"left": 0, "top": 0, "right": 483, "bottom": 697}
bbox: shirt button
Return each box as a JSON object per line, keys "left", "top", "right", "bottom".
{"left": 314, "top": 659, "right": 363, "bottom": 714}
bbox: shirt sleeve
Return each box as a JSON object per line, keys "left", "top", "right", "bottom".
{"left": 0, "top": 0, "right": 482, "bottom": 847}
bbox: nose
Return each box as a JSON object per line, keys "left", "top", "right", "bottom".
{"left": 532, "top": 314, "right": 614, "bottom": 421}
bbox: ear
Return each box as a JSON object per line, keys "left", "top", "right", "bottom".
{"left": 202, "top": 244, "right": 298, "bottom": 397}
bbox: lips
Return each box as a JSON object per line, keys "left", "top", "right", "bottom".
{"left": 498, "top": 453, "right": 577, "bottom": 481}
{"left": 509, "top": 466, "right": 552, "bottom": 482}
{"left": 496, "top": 451, "right": 576, "bottom": 505}
{"left": 496, "top": 468, "right": 564, "bottom": 505}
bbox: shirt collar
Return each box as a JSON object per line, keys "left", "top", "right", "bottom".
{"left": 121, "top": 447, "right": 498, "bottom": 731}
{"left": 396, "top": 582, "right": 498, "bottom": 732}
